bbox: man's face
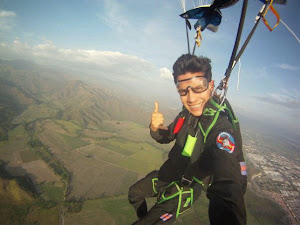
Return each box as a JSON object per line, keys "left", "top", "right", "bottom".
{"left": 176, "top": 72, "right": 214, "bottom": 117}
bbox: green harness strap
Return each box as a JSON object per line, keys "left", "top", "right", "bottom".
{"left": 156, "top": 181, "right": 194, "bottom": 218}
{"left": 152, "top": 177, "right": 206, "bottom": 218}
{"left": 199, "top": 97, "right": 239, "bottom": 143}
{"left": 152, "top": 177, "right": 158, "bottom": 194}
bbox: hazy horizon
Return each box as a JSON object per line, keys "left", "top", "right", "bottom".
{"left": 1, "top": 57, "right": 299, "bottom": 147}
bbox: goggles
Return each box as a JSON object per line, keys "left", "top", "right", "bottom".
{"left": 176, "top": 75, "right": 209, "bottom": 96}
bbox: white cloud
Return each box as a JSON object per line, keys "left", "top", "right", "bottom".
{"left": 98, "top": 0, "right": 130, "bottom": 33}
{"left": 0, "top": 10, "right": 16, "bottom": 18}
{"left": 0, "top": 38, "right": 179, "bottom": 106}
{"left": 277, "top": 63, "right": 300, "bottom": 71}
{"left": 254, "top": 92, "right": 300, "bottom": 110}
{"left": 0, "top": 39, "right": 160, "bottom": 83}
{"left": 143, "top": 20, "right": 165, "bottom": 36}
{"left": 0, "top": 9, "right": 16, "bottom": 30}
{"left": 160, "top": 67, "right": 173, "bottom": 80}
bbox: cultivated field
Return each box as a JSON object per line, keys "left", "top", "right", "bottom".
{"left": 0, "top": 125, "right": 60, "bottom": 184}
{"left": 37, "top": 119, "right": 164, "bottom": 199}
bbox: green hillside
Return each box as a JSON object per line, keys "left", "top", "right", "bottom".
{"left": 0, "top": 59, "right": 290, "bottom": 225}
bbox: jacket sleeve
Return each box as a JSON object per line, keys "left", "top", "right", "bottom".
{"left": 203, "top": 124, "right": 247, "bottom": 224}
{"left": 149, "top": 113, "right": 183, "bottom": 144}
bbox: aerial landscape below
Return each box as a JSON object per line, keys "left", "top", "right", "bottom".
{"left": 0, "top": 59, "right": 299, "bottom": 225}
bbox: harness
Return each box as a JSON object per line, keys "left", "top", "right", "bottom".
{"left": 152, "top": 96, "right": 240, "bottom": 218}
{"left": 199, "top": 96, "right": 239, "bottom": 144}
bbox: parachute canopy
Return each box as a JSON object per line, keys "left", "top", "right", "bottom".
{"left": 179, "top": 0, "right": 240, "bottom": 32}
{"left": 210, "top": 0, "right": 239, "bottom": 9}
{"left": 180, "top": 6, "right": 222, "bottom": 32}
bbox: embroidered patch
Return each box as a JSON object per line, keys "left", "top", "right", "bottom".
{"left": 160, "top": 213, "right": 173, "bottom": 222}
{"left": 173, "top": 117, "right": 185, "bottom": 134}
{"left": 216, "top": 132, "right": 235, "bottom": 153}
{"left": 240, "top": 162, "right": 247, "bottom": 175}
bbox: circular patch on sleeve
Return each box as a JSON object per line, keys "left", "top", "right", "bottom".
{"left": 216, "top": 132, "right": 235, "bottom": 153}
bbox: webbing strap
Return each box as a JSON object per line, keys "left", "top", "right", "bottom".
{"left": 152, "top": 178, "right": 158, "bottom": 194}
{"left": 176, "top": 188, "right": 194, "bottom": 218}
{"left": 157, "top": 182, "right": 181, "bottom": 204}
{"left": 195, "top": 26, "right": 203, "bottom": 47}
{"left": 200, "top": 97, "right": 239, "bottom": 143}
{"left": 193, "top": 176, "right": 207, "bottom": 192}
{"left": 157, "top": 181, "right": 194, "bottom": 218}
{"left": 262, "top": 3, "right": 280, "bottom": 31}
{"left": 199, "top": 98, "right": 226, "bottom": 143}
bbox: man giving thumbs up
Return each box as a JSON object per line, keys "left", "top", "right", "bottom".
{"left": 128, "top": 54, "right": 247, "bottom": 225}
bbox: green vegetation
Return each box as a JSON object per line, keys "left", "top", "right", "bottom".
{"left": 59, "top": 133, "right": 89, "bottom": 149}
{"left": 8, "top": 123, "right": 28, "bottom": 141}
{"left": 99, "top": 142, "right": 133, "bottom": 155}
{"left": 25, "top": 205, "right": 60, "bottom": 225}
{"left": 96, "top": 138, "right": 135, "bottom": 156}
{"left": 117, "top": 171, "right": 138, "bottom": 196}
{"left": 65, "top": 199, "right": 84, "bottom": 213}
{"left": 0, "top": 170, "right": 61, "bottom": 225}
{"left": 29, "top": 136, "right": 71, "bottom": 182}
{"left": 15, "top": 103, "right": 59, "bottom": 123}
{"left": 65, "top": 196, "right": 137, "bottom": 225}
{"left": 39, "top": 182, "right": 65, "bottom": 204}
{"left": 54, "top": 120, "right": 82, "bottom": 134}
{"left": 0, "top": 160, "right": 37, "bottom": 196}
{"left": 20, "top": 149, "right": 39, "bottom": 163}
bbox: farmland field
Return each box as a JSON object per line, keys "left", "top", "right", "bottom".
{"left": 37, "top": 119, "right": 163, "bottom": 199}
{"left": 0, "top": 119, "right": 290, "bottom": 225}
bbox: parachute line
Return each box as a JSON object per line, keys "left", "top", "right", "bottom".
{"left": 225, "top": 0, "right": 248, "bottom": 80}
{"left": 236, "top": 59, "right": 241, "bottom": 91}
{"left": 280, "top": 19, "right": 300, "bottom": 44}
{"left": 232, "top": 1, "right": 269, "bottom": 71}
{"left": 186, "top": 20, "right": 191, "bottom": 54}
{"left": 178, "top": 0, "right": 186, "bottom": 12}
{"left": 192, "top": 0, "right": 197, "bottom": 8}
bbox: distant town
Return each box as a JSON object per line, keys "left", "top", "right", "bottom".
{"left": 243, "top": 129, "right": 300, "bottom": 225}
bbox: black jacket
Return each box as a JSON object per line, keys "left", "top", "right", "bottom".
{"left": 150, "top": 96, "right": 247, "bottom": 224}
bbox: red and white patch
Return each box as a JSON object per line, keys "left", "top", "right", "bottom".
{"left": 240, "top": 162, "right": 247, "bottom": 175}
{"left": 160, "top": 213, "right": 173, "bottom": 222}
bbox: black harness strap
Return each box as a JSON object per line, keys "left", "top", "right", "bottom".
{"left": 181, "top": 116, "right": 204, "bottom": 187}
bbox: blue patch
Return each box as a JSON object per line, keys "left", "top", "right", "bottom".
{"left": 216, "top": 132, "right": 235, "bottom": 153}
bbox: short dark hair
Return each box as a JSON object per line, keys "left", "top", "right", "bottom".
{"left": 172, "top": 54, "right": 212, "bottom": 84}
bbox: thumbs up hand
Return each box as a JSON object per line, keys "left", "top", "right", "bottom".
{"left": 151, "top": 101, "right": 168, "bottom": 132}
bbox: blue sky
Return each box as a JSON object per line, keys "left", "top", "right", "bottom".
{"left": 0, "top": 0, "right": 299, "bottom": 135}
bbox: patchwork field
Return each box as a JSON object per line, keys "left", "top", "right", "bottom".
{"left": 0, "top": 125, "right": 60, "bottom": 184}
{"left": 37, "top": 119, "right": 164, "bottom": 199}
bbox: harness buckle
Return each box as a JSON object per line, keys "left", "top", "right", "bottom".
{"left": 181, "top": 176, "right": 193, "bottom": 186}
